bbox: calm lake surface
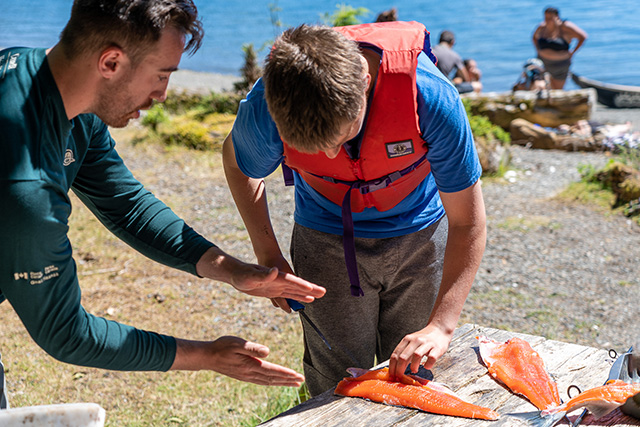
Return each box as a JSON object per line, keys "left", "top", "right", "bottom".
{"left": 1, "top": 0, "right": 639, "bottom": 92}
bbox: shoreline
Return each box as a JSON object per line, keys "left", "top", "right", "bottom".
{"left": 169, "top": 69, "right": 640, "bottom": 130}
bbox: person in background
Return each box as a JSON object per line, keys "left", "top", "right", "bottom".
{"left": 222, "top": 22, "right": 486, "bottom": 396}
{"left": 0, "top": 0, "right": 326, "bottom": 409}
{"left": 512, "top": 58, "right": 549, "bottom": 91}
{"left": 431, "top": 30, "right": 482, "bottom": 94}
{"left": 453, "top": 58, "right": 483, "bottom": 93}
{"left": 375, "top": 7, "right": 398, "bottom": 23}
{"left": 533, "top": 6, "right": 587, "bottom": 89}
{"left": 463, "top": 58, "right": 482, "bottom": 83}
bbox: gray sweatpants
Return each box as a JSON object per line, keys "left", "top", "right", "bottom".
{"left": 290, "top": 216, "right": 448, "bottom": 396}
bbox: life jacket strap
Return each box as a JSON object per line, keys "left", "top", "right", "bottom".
{"left": 284, "top": 152, "right": 428, "bottom": 297}
{"left": 339, "top": 152, "right": 428, "bottom": 297}
{"left": 341, "top": 181, "right": 364, "bottom": 297}
{"left": 282, "top": 162, "right": 295, "bottom": 186}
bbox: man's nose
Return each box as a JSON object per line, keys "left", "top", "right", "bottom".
{"left": 152, "top": 89, "right": 168, "bottom": 103}
{"left": 151, "top": 81, "right": 170, "bottom": 102}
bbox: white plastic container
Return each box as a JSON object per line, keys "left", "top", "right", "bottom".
{"left": 0, "top": 403, "right": 105, "bottom": 426}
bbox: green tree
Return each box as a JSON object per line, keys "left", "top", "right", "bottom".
{"left": 234, "top": 43, "right": 262, "bottom": 94}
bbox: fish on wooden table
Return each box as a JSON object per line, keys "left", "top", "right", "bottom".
{"left": 512, "top": 379, "right": 640, "bottom": 427}
{"left": 477, "top": 336, "right": 561, "bottom": 410}
{"left": 334, "top": 367, "right": 500, "bottom": 421}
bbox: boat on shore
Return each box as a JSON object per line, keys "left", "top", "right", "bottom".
{"left": 571, "top": 73, "right": 640, "bottom": 108}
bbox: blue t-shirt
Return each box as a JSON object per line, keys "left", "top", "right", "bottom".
{"left": 232, "top": 52, "right": 481, "bottom": 238}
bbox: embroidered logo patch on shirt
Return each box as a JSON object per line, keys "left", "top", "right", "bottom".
{"left": 63, "top": 149, "right": 75, "bottom": 166}
{"left": 385, "top": 140, "right": 414, "bottom": 158}
{"left": 0, "top": 51, "right": 20, "bottom": 79}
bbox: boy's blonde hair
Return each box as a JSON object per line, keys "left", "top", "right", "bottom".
{"left": 264, "top": 25, "right": 367, "bottom": 152}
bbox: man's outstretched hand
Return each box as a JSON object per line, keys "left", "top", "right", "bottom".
{"left": 172, "top": 336, "right": 305, "bottom": 387}
{"left": 196, "top": 247, "right": 325, "bottom": 302}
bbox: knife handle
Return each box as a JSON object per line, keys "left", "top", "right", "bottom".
{"left": 286, "top": 298, "right": 305, "bottom": 312}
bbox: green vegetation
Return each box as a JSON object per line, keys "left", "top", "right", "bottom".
{"left": 161, "top": 91, "right": 242, "bottom": 116}
{"left": 234, "top": 44, "right": 262, "bottom": 94}
{"left": 322, "top": 4, "right": 370, "bottom": 26}
{"left": 462, "top": 98, "right": 511, "bottom": 145}
{"left": 496, "top": 215, "right": 561, "bottom": 233}
{"left": 239, "top": 387, "right": 310, "bottom": 426}
{"left": 135, "top": 92, "right": 240, "bottom": 151}
{"left": 565, "top": 157, "right": 640, "bottom": 225}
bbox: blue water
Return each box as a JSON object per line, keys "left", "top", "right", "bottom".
{"left": 1, "top": 0, "right": 639, "bottom": 92}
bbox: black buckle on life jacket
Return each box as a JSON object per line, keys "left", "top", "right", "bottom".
{"left": 358, "top": 171, "right": 402, "bottom": 194}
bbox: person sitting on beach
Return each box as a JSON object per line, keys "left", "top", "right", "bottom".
{"left": 512, "top": 58, "right": 550, "bottom": 91}
{"left": 431, "top": 30, "right": 482, "bottom": 94}
{"left": 453, "top": 58, "right": 483, "bottom": 93}
{"left": 0, "top": 0, "right": 327, "bottom": 409}
{"left": 533, "top": 6, "right": 587, "bottom": 89}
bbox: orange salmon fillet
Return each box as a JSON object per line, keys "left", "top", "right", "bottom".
{"left": 478, "top": 336, "right": 561, "bottom": 410}
{"left": 334, "top": 367, "right": 499, "bottom": 420}
{"left": 543, "top": 379, "right": 640, "bottom": 419}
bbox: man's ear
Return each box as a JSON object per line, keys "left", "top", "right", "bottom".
{"left": 97, "top": 45, "right": 128, "bottom": 79}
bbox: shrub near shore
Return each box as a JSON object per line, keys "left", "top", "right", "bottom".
{"left": 138, "top": 91, "right": 242, "bottom": 151}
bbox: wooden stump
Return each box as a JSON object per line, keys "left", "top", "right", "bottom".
{"left": 461, "top": 88, "right": 597, "bottom": 129}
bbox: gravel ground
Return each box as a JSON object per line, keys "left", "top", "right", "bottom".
{"left": 463, "top": 145, "right": 640, "bottom": 350}
{"left": 127, "top": 76, "right": 640, "bottom": 353}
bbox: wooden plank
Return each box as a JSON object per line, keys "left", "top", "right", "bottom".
{"left": 259, "top": 324, "right": 640, "bottom": 426}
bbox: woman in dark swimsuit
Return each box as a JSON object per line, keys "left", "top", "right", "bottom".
{"left": 533, "top": 7, "right": 588, "bottom": 89}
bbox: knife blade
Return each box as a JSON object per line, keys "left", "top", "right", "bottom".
{"left": 286, "top": 299, "right": 363, "bottom": 369}
{"left": 286, "top": 299, "right": 332, "bottom": 350}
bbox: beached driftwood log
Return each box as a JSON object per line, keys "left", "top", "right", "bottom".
{"left": 461, "top": 88, "right": 597, "bottom": 129}
{"left": 509, "top": 118, "right": 603, "bottom": 152}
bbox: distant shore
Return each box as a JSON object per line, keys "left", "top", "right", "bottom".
{"left": 169, "top": 69, "right": 240, "bottom": 94}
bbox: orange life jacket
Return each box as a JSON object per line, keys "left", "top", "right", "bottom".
{"left": 282, "top": 21, "right": 436, "bottom": 213}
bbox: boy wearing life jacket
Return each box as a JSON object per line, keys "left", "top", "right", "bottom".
{"left": 222, "top": 22, "right": 486, "bottom": 396}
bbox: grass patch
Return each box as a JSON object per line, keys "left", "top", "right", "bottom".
{"left": 556, "top": 178, "right": 640, "bottom": 226}
{"left": 496, "top": 215, "right": 562, "bottom": 233}
{"left": 555, "top": 159, "right": 640, "bottom": 226}
{"left": 238, "top": 386, "right": 309, "bottom": 427}
{"left": 557, "top": 181, "right": 616, "bottom": 210}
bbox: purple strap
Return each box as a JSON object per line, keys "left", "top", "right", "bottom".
{"left": 282, "top": 163, "right": 295, "bottom": 186}
{"left": 341, "top": 182, "right": 364, "bottom": 297}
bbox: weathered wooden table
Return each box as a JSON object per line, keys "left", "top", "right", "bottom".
{"left": 260, "top": 324, "right": 640, "bottom": 426}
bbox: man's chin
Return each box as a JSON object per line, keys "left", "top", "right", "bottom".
{"left": 104, "top": 111, "right": 140, "bottom": 128}
{"left": 106, "top": 118, "right": 133, "bottom": 128}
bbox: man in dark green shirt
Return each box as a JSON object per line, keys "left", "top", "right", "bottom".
{"left": 0, "top": 0, "right": 325, "bottom": 408}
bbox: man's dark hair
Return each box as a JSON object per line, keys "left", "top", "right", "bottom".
{"left": 544, "top": 7, "right": 560, "bottom": 16}
{"left": 439, "top": 30, "right": 455, "bottom": 44}
{"left": 60, "top": 0, "right": 203, "bottom": 64}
